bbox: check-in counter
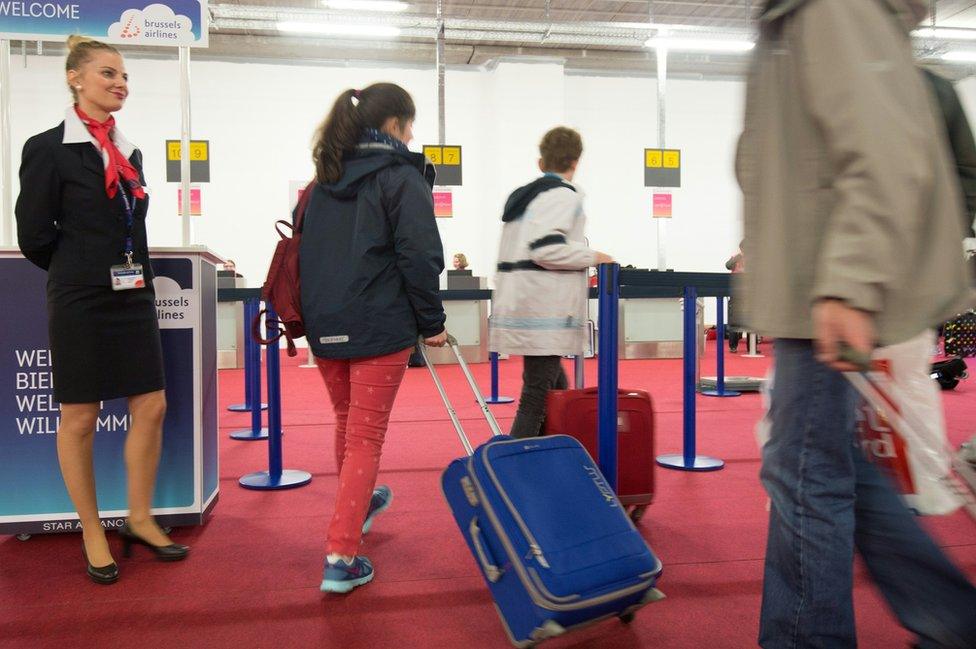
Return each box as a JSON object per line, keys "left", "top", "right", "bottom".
{"left": 0, "top": 246, "right": 222, "bottom": 536}
{"left": 619, "top": 297, "right": 704, "bottom": 360}
{"left": 424, "top": 272, "right": 490, "bottom": 365}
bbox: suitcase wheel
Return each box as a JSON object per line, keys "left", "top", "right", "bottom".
{"left": 628, "top": 505, "right": 649, "bottom": 523}
{"left": 619, "top": 612, "right": 636, "bottom": 624}
{"left": 525, "top": 620, "right": 565, "bottom": 646}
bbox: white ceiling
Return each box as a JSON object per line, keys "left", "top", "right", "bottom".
{"left": 219, "top": 0, "right": 976, "bottom": 29}
{"left": 937, "top": 0, "right": 976, "bottom": 27}
{"left": 220, "top": 1, "right": 759, "bottom": 27}
{"left": 29, "top": 2, "right": 976, "bottom": 76}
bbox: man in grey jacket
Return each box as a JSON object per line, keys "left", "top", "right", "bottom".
{"left": 737, "top": 1, "right": 976, "bottom": 647}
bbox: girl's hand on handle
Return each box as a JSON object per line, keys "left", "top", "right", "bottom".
{"left": 425, "top": 331, "right": 448, "bottom": 347}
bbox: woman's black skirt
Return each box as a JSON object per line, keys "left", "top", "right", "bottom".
{"left": 47, "top": 281, "right": 165, "bottom": 404}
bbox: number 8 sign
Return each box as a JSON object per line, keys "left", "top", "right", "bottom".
{"left": 423, "top": 145, "right": 463, "bottom": 186}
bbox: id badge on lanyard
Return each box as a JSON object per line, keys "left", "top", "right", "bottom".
{"left": 110, "top": 182, "right": 145, "bottom": 291}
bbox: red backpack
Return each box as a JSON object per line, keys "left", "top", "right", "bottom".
{"left": 251, "top": 181, "right": 316, "bottom": 356}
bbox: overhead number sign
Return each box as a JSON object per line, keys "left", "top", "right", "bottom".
{"left": 166, "top": 140, "right": 210, "bottom": 183}
{"left": 423, "top": 145, "right": 463, "bottom": 186}
{"left": 0, "top": 1, "right": 209, "bottom": 47}
{"left": 644, "top": 148, "right": 681, "bottom": 188}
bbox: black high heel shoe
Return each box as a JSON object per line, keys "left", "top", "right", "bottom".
{"left": 82, "top": 544, "right": 119, "bottom": 585}
{"left": 119, "top": 522, "right": 190, "bottom": 561}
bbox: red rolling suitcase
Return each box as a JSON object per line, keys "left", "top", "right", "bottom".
{"left": 544, "top": 387, "right": 655, "bottom": 522}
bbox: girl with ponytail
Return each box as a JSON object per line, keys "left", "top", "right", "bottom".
{"left": 300, "top": 83, "right": 446, "bottom": 593}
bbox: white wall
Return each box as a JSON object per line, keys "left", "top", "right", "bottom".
{"left": 566, "top": 75, "right": 744, "bottom": 273}
{"left": 6, "top": 54, "right": 746, "bottom": 293}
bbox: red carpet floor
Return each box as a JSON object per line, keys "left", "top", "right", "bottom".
{"left": 2, "top": 343, "right": 975, "bottom": 649}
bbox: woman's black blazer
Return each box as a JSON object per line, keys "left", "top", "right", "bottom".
{"left": 15, "top": 123, "right": 152, "bottom": 286}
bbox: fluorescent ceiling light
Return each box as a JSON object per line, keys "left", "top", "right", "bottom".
{"left": 942, "top": 50, "right": 976, "bottom": 63}
{"left": 322, "top": 0, "right": 409, "bottom": 11}
{"left": 277, "top": 21, "right": 402, "bottom": 37}
{"left": 914, "top": 27, "right": 976, "bottom": 41}
{"left": 645, "top": 37, "right": 755, "bottom": 52}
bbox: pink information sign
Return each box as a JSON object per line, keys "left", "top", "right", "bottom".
{"left": 433, "top": 190, "right": 454, "bottom": 218}
{"left": 653, "top": 193, "right": 672, "bottom": 219}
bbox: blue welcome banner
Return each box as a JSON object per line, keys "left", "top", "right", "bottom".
{"left": 0, "top": 1, "right": 207, "bottom": 47}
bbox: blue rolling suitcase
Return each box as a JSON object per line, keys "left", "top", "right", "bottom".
{"left": 421, "top": 337, "right": 664, "bottom": 648}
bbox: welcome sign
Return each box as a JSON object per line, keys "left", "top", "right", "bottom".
{"left": 0, "top": 1, "right": 208, "bottom": 47}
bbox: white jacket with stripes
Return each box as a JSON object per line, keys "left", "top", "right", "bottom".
{"left": 489, "top": 176, "right": 597, "bottom": 357}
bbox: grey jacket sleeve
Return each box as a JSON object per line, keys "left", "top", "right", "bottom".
{"left": 800, "top": 0, "right": 932, "bottom": 313}
{"left": 523, "top": 188, "right": 597, "bottom": 270}
{"left": 15, "top": 136, "right": 60, "bottom": 271}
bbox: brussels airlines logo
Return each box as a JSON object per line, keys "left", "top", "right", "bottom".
{"left": 152, "top": 276, "right": 197, "bottom": 329}
{"left": 118, "top": 13, "right": 140, "bottom": 39}
{"left": 584, "top": 465, "right": 619, "bottom": 508}
{"left": 108, "top": 5, "right": 195, "bottom": 45}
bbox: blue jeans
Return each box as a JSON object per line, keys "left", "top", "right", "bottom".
{"left": 759, "top": 340, "right": 976, "bottom": 649}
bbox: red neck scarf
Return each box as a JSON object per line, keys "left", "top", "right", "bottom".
{"left": 74, "top": 106, "right": 145, "bottom": 200}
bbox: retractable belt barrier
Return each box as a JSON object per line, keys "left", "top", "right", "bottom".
{"left": 229, "top": 298, "right": 269, "bottom": 441}
{"left": 219, "top": 271, "right": 737, "bottom": 489}
{"left": 227, "top": 297, "right": 268, "bottom": 414}
{"left": 700, "top": 296, "right": 742, "bottom": 399}
{"left": 238, "top": 304, "right": 312, "bottom": 491}
{"left": 595, "top": 267, "right": 732, "bottom": 479}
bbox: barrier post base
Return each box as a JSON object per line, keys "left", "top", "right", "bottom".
{"left": 700, "top": 389, "right": 741, "bottom": 398}
{"left": 656, "top": 454, "right": 725, "bottom": 472}
{"left": 230, "top": 427, "right": 270, "bottom": 441}
{"left": 482, "top": 351, "right": 514, "bottom": 405}
{"left": 239, "top": 469, "right": 311, "bottom": 490}
{"left": 484, "top": 396, "right": 515, "bottom": 405}
{"left": 227, "top": 403, "right": 268, "bottom": 412}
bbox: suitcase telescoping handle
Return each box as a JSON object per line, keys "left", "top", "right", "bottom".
{"left": 418, "top": 334, "right": 504, "bottom": 457}
{"left": 839, "top": 347, "right": 976, "bottom": 520}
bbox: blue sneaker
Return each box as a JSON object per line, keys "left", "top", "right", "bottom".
{"left": 362, "top": 485, "right": 393, "bottom": 535}
{"left": 320, "top": 556, "right": 374, "bottom": 593}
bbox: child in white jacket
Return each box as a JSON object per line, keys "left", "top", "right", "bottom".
{"left": 489, "top": 127, "right": 612, "bottom": 438}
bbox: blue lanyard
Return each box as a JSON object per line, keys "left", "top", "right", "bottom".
{"left": 117, "top": 181, "right": 135, "bottom": 266}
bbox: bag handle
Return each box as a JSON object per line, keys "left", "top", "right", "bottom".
{"left": 274, "top": 220, "right": 294, "bottom": 240}
{"left": 469, "top": 518, "right": 502, "bottom": 583}
{"left": 251, "top": 308, "right": 298, "bottom": 356}
{"left": 418, "top": 334, "right": 503, "bottom": 456}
